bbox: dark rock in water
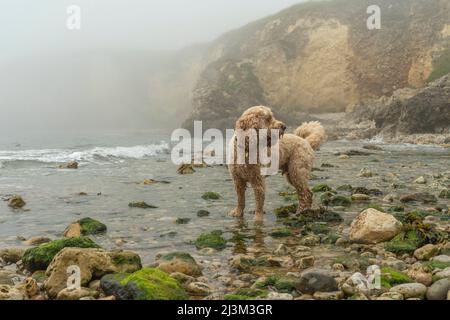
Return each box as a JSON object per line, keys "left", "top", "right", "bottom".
{"left": 400, "top": 193, "right": 437, "bottom": 204}
{"left": 297, "top": 269, "right": 338, "bottom": 294}
{"left": 100, "top": 268, "right": 188, "bottom": 300}
{"left": 320, "top": 163, "right": 335, "bottom": 168}
{"left": 201, "top": 192, "right": 221, "bottom": 200}
{"left": 321, "top": 193, "right": 352, "bottom": 207}
{"left": 175, "top": 218, "right": 191, "bottom": 225}
{"left": 7, "top": 195, "right": 26, "bottom": 209}
{"left": 283, "top": 208, "right": 342, "bottom": 227}
{"left": 353, "top": 187, "right": 383, "bottom": 196}
{"left": 426, "top": 278, "right": 450, "bottom": 300}
{"left": 177, "top": 164, "right": 195, "bottom": 175}
{"left": 363, "top": 144, "right": 383, "bottom": 151}
{"left": 59, "top": 161, "right": 78, "bottom": 169}
{"left": 197, "top": 210, "right": 210, "bottom": 217}
{"left": 128, "top": 201, "right": 158, "bottom": 209}
{"left": 335, "top": 150, "right": 372, "bottom": 156}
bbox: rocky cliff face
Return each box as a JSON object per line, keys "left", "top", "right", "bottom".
{"left": 183, "top": 0, "right": 450, "bottom": 130}
{"left": 350, "top": 74, "right": 450, "bottom": 137}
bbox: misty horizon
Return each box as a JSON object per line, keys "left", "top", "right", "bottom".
{"left": 0, "top": 0, "right": 306, "bottom": 135}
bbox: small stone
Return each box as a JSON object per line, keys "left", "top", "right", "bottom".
{"left": 299, "top": 234, "right": 320, "bottom": 246}
{"left": 59, "top": 161, "right": 78, "bottom": 169}
{"left": 156, "top": 252, "right": 202, "bottom": 277}
{"left": 390, "top": 283, "right": 427, "bottom": 299}
{"left": 332, "top": 263, "right": 345, "bottom": 271}
{"left": 313, "top": 291, "right": 343, "bottom": 300}
{"left": 23, "top": 236, "right": 51, "bottom": 246}
{"left": 267, "top": 292, "right": 293, "bottom": 300}
{"left": 197, "top": 210, "right": 210, "bottom": 217}
{"left": 186, "top": 282, "right": 211, "bottom": 296}
{"left": 56, "top": 287, "right": 99, "bottom": 300}
{"left": 400, "top": 192, "right": 437, "bottom": 204}
{"left": 8, "top": 195, "right": 26, "bottom": 209}
{"left": 273, "top": 244, "right": 289, "bottom": 256}
{"left": 297, "top": 256, "right": 315, "bottom": 269}
{"left": 63, "top": 223, "right": 81, "bottom": 237}
{"left": 128, "top": 201, "right": 158, "bottom": 209}
{"left": 414, "top": 176, "right": 427, "bottom": 184}
{"left": 413, "top": 244, "right": 439, "bottom": 261}
{"left": 177, "top": 164, "right": 195, "bottom": 174}
{"left": 431, "top": 255, "right": 450, "bottom": 263}
{"left": 338, "top": 154, "right": 349, "bottom": 159}
{"left": 351, "top": 194, "right": 371, "bottom": 201}
{"left": 357, "top": 168, "right": 373, "bottom": 178}
{"left": 0, "top": 248, "right": 25, "bottom": 264}
{"left": 378, "top": 292, "right": 404, "bottom": 300}
{"left": 426, "top": 279, "right": 450, "bottom": 300}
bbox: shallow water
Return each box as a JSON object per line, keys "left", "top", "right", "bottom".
{"left": 0, "top": 130, "right": 449, "bottom": 289}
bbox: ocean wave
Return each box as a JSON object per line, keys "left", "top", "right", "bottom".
{"left": 0, "top": 142, "right": 169, "bottom": 164}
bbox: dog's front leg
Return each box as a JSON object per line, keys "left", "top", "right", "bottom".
{"left": 229, "top": 177, "right": 246, "bottom": 217}
{"left": 250, "top": 177, "right": 265, "bottom": 222}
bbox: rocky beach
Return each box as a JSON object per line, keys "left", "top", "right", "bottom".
{"left": 1, "top": 135, "right": 449, "bottom": 300}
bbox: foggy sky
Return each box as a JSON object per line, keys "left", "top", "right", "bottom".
{"left": 1, "top": 0, "right": 304, "bottom": 61}
{"left": 0, "top": 0, "right": 305, "bottom": 134}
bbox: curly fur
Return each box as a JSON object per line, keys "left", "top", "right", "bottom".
{"left": 228, "top": 106, "right": 326, "bottom": 221}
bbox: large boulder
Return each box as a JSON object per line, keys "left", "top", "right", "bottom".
{"left": 44, "top": 248, "right": 142, "bottom": 298}
{"left": 156, "top": 252, "right": 202, "bottom": 277}
{"left": 22, "top": 237, "right": 100, "bottom": 272}
{"left": 100, "top": 268, "right": 188, "bottom": 300}
{"left": 349, "top": 209, "right": 402, "bottom": 244}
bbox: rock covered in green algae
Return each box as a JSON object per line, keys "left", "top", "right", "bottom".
{"left": 44, "top": 248, "right": 142, "bottom": 298}
{"left": 22, "top": 237, "right": 100, "bottom": 272}
{"left": 320, "top": 192, "right": 351, "bottom": 207}
{"left": 201, "top": 192, "right": 220, "bottom": 200}
{"left": 385, "top": 231, "right": 421, "bottom": 254}
{"left": 224, "top": 288, "right": 268, "bottom": 300}
{"left": 128, "top": 201, "right": 158, "bottom": 209}
{"left": 312, "top": 184, "right": 332, "bottom": 193}
{"left": 196, "top": 210, "right": 210, "bottom": 217}
{"left": 380, "top": 267, "right": 412, "bottom": 289}
{"left": 274, "top": 204, "right": 297, "bottom": 218}
{"left": 254, "top": 275, "right": 300, "bottom": 293}
{"left": 100, "top": 268, "right": 188, "bottom": 300}
{"left": 156, "top": 252, "right": 202, "bottom": 277}
{"left": 77, "top": 217, "right": 107, "bottom": 235}
{"left": 175, "top": 218, "right": 191, "bottom": 225}
{"left": 269, "top": 228, "right": 293, "bottom": 238}
{"left": 194, "top": 230, "right": 226, "bottom": 250}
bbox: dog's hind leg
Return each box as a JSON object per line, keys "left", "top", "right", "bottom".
{"left": 229, "top": 177, "right": 246, "bottom": 218}
{"left": 250, "top": 176, "right": 265, "bottom": 222}
{"left": 286, "top": 164, "right": 313, "bottom": 214}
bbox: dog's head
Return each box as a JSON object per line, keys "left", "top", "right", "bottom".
{"left": 235, "top": 106, "right": 286, "bottom": 139}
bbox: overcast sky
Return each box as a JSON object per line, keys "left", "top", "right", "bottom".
{"left": 1, "top": 0, "right": 304, "bottom": 61}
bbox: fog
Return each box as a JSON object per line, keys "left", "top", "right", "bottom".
{"left": 0, "top": 0, "right": 304, "bottom": 134}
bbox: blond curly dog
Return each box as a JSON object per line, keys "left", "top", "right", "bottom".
{"left": 229, "top": 106, "right": 326, "bottom": 222}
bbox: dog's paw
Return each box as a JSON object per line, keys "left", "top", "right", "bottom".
{"left": 254, "top": 211, "right": 264, "bottom": 222}
{"left": 228, "top": 208, "right": 244, "bottom": 217}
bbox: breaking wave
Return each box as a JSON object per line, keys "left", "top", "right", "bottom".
{"left": 0, "top": 142, "right": 169, "bottom": 165}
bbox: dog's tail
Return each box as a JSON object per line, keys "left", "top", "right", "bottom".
{"left": 294, "top": 121, "right": 327, "bottom": 150}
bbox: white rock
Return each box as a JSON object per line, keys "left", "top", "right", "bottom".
{"left": 267, "top": 292, "right": 293, "bottom": 300}
{"left": 349, "top": 208, "right": 403, "bottom": 244}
